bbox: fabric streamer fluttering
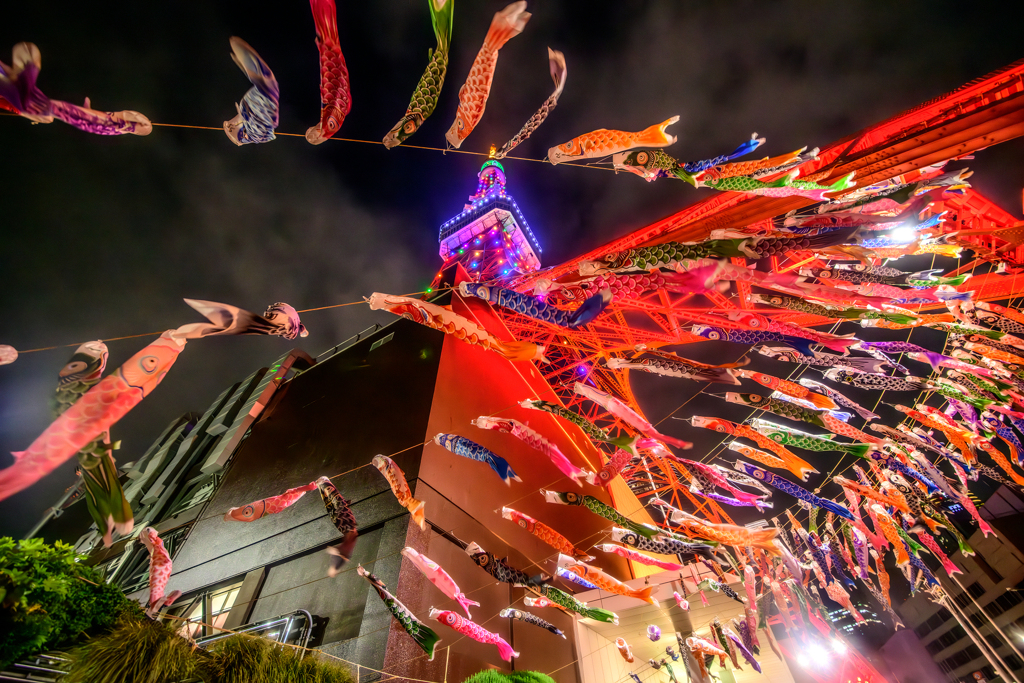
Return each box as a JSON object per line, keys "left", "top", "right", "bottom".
{"left": 1, "top": 42, "right": 152, "bottom": 135}
{"left": 472, "top": 415, "right": 590, "bottom": 485}
{"left": 223, "top": 481, "right": 318, "bottom": 522}
{"left": 383, "top": 0, "right": 453, "bottom": 148}
{"left": 445, "top": 1, "right": 530, "bottom": 149}
{"left": 402, "top": 547, "right": 479, "bottom": 618}
{"left": 548, "top": 116, "right": 679, "bottom": 165}
{"left": 459, "top": 281, "right": 610, "bottom": 329}
{"left": 433, "top": 433, "right": 521, "bottom": 484}
{"left": 502, "top": 507, "right": 593, "bottom": 560}
{"left": 305, "top": 0, "right": 352, "bottom": 144}
{"left": 50, "top": 341, "right": 133, "bottom": 548}
{"left": 141, "top": 527, "right": 181, "bottom": 617}
{"left": 494, "top": 47, "right": 566, "bottom": 159}
{"left": 367, "top": 292, "right": 546, "bottom": 363}
{"left": 359, "top": 565, "right": 441, "bottom": 659}
{"left": 223, "top": 37, "right": 279, "bottom": 145}
{"left": 372, "top": 455, "right": 426, "bottom": 529}
{"left": 0, "top": 299, "right": 298, "bottom": 502}
{"left": 431, "top": 608, "right": 519, "bottom": 661}
{"left": 316, "top": 476, "right": 359, "bottom": 577}
{"left": 0, "top": 345, "right": 17, "bottom": 365}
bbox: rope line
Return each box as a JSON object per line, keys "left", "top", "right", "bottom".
{"left": 146, "top": 121, "right": 617, "bottom": 173}
{"left": 12, "top": 289, "right": 441, "bottom": 355}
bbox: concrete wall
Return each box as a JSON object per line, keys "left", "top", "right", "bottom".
{"left": 130, "top": 317, "right": 445, "bottom": 677}
{"left": 896, "top": 517, "right": 1024, "bottom": 682}
{"left": 575, "top": 623, "right": 632, "bottom": 683}
{"left": 880, "top": 628, "right": 949, "bottom": 683}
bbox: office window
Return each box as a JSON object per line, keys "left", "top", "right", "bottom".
{"left": 954, "top": 591, "right": 972, "bottom": 609}
{"left": 930, "top": 626, "right": 967, "bottom": 652}
{"left": 940, "top": 644, "right": 981, "bottom": 671}
{"left": 987, "top": 591, "right": 1024, "bottom": 618}
{"left": 968, "top": 582, "right": 986, "bottom": 599}
{"left": 168, "top": 580, "right": 245, "bottom": 639}
{"left": 916, "top": 607, "right": 954, "bottom": 638}
{"left": 974, "top": 555, "right": 1004, "bottom": 584}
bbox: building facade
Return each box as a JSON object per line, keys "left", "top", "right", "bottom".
{"left": 883, "top": 486, "right": 1024, "bottom": 683}
{"left": 24, "top": 164, "right": 660, "bottom": 683}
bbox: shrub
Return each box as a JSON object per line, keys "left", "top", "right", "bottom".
{"left": 207, "top": 633, "right": 354, "bottom": 683}
{"left": 65, "top": 619, "right": 355, "bottom": 683}
{"left": 463, "top": 670, "right": 557, "bottom": 683}
{"left": 0, "top": 537, "right": 143, "bottom": 668}
{"left": 64, "top": 618, "right": 202, "bottom": 683}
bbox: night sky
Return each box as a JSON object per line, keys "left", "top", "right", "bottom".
{"left": 1, "top": 1, "right": 1022, "bottom": 546}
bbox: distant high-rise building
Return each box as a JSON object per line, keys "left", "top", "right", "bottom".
{"left": 881, "top": 486, "right": 1024, "bottom": 683}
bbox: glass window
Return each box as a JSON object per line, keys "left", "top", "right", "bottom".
{"left": 974, "top": 555, "right": 1004, "bottom": 583}
{"left": 987, "top": 592, "right": 1024, "bottom": 618}
{"left": 917, "top": 607, "right": 955, "bottom": 638}
{"left": 168, "top": 580, "right": 245, "bottom": 639}
{"left": 968, "top": 582, "right": 986, "bottom": 599}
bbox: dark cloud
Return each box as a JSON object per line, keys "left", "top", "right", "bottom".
{"left": 1, "top": 1, "right": 1021, "bottom": 537}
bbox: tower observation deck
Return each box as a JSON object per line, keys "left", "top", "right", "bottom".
{"left": 435, "top": 160, "right": 542, "bottom": 286}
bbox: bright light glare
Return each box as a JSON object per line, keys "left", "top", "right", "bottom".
{"left": 832, "top": 639, "right": 847, "bottom": 654}
{"left": 797, "top": 655, "right": 809, "bottom": 668}
{"left": 888, "top": 226, "right": 917, "bottom": 243}
{"left": 809, "top": 643, "right": 829, "bottom": 666}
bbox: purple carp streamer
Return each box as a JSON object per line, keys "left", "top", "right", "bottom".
{"left": 1, "top": 42, "right": 151, "bottom": 135}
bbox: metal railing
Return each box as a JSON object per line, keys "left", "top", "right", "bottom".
{"left": 0, "top": 610, "right": 314, "bottom": 683}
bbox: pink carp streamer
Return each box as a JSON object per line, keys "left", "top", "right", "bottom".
{"left": 575, "top": 382, "right": 692, "bottom": 450}
{"left": 224, "top": 481, "right": 318, "bottom": 522}
{"left": 141, "top": 527, "right": 181, "bottom": 617}
{"left": 430, "top": 609, "right": 518, "bottom": 661}
{"left": 472, "top": 415, "right": 589, "bottom": 485}
{"left": 594, "top": 544, "right": 684, "bottom": 571}
{"left": 403, "top": 547, "right": 479, "bottom": 618}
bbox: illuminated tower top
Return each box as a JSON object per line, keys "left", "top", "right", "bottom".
{"left": 437, "top": 160, "right": 542, "bottom": 282}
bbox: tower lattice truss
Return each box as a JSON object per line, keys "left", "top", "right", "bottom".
{"left": 477, "top": 60, "right": 1024, "bottom": 526}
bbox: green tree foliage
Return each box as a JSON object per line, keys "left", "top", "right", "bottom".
{"left": 0, "top": 536, "right": 143, "bottom": 669}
